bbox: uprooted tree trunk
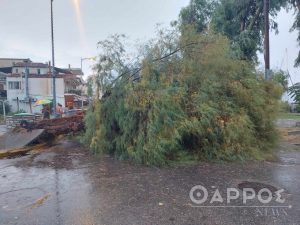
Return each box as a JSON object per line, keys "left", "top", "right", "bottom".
{"left": 35, "top": 115, "right": 85, "bottom": 135}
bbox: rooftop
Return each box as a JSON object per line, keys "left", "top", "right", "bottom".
{"left": 13, "top": 62, "right": 49, "bottom": 68}
{"left": 0, "top": 58, "right": 31, "bottom": 61}
{"left": 62, "top": 68, "right": 84, "bottom": 75}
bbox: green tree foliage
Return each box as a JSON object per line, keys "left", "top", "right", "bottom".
{"left": 289, "top": 0, "right": 300, "bottom": 66}
{"left": 179, "top": 0, "right": 300, "bottom": 67}
{"left": 289, "top": 82, "right": 300, "bottom": 103}
{"left": 179, "top": 0, "right": 218, "bottom": 32}
{"left": 272, "top": 70, "right": 289, "bottom": 91}
{"left": 83, "top": 29, "right": 283, "bottom": 165}
{"left": 0, "top": 102, "right": 10, "bottom": 115}
{"left": 179, "top": 0, "right": 287, "bottom": 61}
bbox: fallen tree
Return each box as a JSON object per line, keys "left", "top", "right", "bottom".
{"left": 82, "top": 29, "right": 283, "bottom": 166}
{"left": 35, "top": 115, "right": 85, "bottom": 135}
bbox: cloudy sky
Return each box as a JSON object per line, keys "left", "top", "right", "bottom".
{"left": 258, "top": 9, "right": 300, "bottom": 85}
{"left": 0, "top": 0, "right": 189, "bottom": 77}
{"left": 0, "top": 0, "right": 300, "bottom": 83}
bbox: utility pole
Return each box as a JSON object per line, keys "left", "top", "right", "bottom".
{"left": 25, "top": 63, "right": 29, "bottom": 98}
{"left": 25, "top": 63, "right": 31, "bottom": 113}
{"left": 264, "top": 0, "right": 270, "bottom": 80}
{"left": 51, "top": 0, "right": 56, "bottom": 115}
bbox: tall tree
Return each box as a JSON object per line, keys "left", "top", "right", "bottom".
{"left": 179, "top": 0, "right": 218, "bottom": 32}
{"left": 290, "top": 0, "right": 300, "bottom": 66}
{"left": 179, "top": 0, "right": 287, "bottom": 61}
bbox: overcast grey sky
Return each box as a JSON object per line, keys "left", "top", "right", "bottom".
{"left": 0, "top": 0, "right": 300, "bottom": 83}
{"left": 0, "top": 0, "right": 189, "bottom": 76}
{"left": 258, "top": 8, "right": 300, "bottom": 85}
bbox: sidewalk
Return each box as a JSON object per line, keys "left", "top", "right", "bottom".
{"left": 0, "top": 124, "right": 7, "bottom": 136}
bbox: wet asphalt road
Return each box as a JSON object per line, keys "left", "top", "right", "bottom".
{"left": 0, "top": 125, "right": 6, "bottom": 137}
{"left": 0, "top": 140, "right": 299, "bottom": 225}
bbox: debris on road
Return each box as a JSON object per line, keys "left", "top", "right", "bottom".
{"left": 34, "top": 115, "right": 84, "bottom": 135}
{"left": 0, "top": 129, "right": 45, "bottom": 158}
{"left": 30, "top": 194, "right": 50, "bottom": 209}
{"left": 0, "top": 147, "right": 31, "bottom": 159}
{"left": 0, "top": 115, "right": 84, "bottom": 159}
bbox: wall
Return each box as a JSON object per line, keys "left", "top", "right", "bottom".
{"left": 0, "top": 59, "right": 28, "bottom": 68}
{"left": 13, "top": 67, "right": 49, "bottom": 75}
{"left": 0, "top": 72, "right": 7, "bottom": 90}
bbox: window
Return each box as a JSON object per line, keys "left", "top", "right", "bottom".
{"left": 37, "top": 69, "right": 41, "bottom": 75}
{"left": 15, "top": 68, "right": 18, "bottom": 73}
{"left": 8, "top": 81, "right": 21, "bottom": 90}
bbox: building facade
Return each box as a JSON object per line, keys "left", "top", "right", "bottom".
{"left": 6, "top": 61, "right": 81, "bottom": 113}
{"left": 0, "top": 72, "right": 7, "bottom": 100}
{"left": 0, "top": 58, "right": 31, "bottom": 68}
{"left": 0, "top": 58, "right": 32, "bottom": 101}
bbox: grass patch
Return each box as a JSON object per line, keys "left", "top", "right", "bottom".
{"left": 279, "top": 113, "right": 300, "bottom": 121}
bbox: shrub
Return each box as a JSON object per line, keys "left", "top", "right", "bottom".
{"left": 0, "top": 102, "right": 10, "bottom": 115}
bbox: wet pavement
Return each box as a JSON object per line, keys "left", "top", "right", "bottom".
{"left": 0, "top": 140, "right": 300, "bottom": 225}
{"left": 0, "top": 125, "right": 6, "bottom": 137}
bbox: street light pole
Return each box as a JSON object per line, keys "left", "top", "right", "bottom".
{"left": 51, "top": 0, "right": 56, "bottom": 115}
{"left": 81, "top": 57, "right": 96, "bottom": 72}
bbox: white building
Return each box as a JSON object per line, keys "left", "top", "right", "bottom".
{"left": 0, "top": 58, "right": 32, "bottom": 101}
{"left": 0, "top": 72, "right": 7, "bottom": 100}
{"left": 0, "top": 58, "right": 31, "bottom": 68}
{"left": 6, "top": 61, "right": 81, "bottom": 113}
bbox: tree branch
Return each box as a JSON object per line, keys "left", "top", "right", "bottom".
{"left": 108, "top": 42, "right": 199, "bottom": 87}
{"left": 247, "top": 4, "right": 263, "bottom": 31}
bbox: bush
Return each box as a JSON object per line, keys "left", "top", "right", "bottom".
{"left": 0, "top": 102, "right": 10, "bottom": 115}
{"left": 83, "top": 31, "right": 282, "bottom": 166}
{"left": 295, "top": 104, "right": 300, "bottom": 113}
{"left": 279, "top": 101, "right": 290, "bottom": 113}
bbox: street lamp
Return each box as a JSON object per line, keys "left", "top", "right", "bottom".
{"left": 50, "top": 0, "right": 56, "bottom": 115}
{"left": 81, "top": 57, "right": 96, "bottom": 72}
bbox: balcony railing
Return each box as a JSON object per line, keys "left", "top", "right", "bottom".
{"left": 65, "top": 89, "right": 82, "bottom": 96}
